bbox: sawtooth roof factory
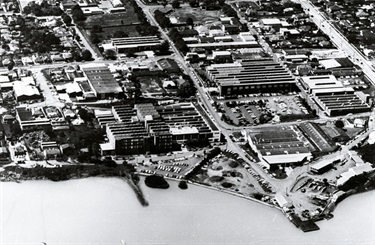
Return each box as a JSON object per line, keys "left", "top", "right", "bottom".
{"left": 206, "top": 58, "right": 297, "bottom": 96}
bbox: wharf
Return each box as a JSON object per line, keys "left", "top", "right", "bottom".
{"left": 289, "top": 214, "right": 320, "bottom": 232}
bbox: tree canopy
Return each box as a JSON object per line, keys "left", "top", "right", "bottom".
{"left": 172, "top": 0, "right": 180, "bottom": 8}
{"left": 23, "top": 1, "right": 63, "bottom": 16}
{"left": 72, "top": 4, "right": 86, "bottom": 22}
{"left": 82, "top": 50, "right": 93, "bottom": 61}
{"left": 61, "top": 13, "right": 72, "bottom": 25}
{"left": 335, "top": 120, "right": 345, "bottom": 128}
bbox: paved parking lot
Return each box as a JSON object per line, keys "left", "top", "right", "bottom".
{"left": 219, "top": 94, "right": 310, "bottom": 126}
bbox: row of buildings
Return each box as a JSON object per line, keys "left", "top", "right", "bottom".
{"left": 299, "top": 75, "right": 371, "bottom": 116}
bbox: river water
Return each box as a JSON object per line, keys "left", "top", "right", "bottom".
{"left": 0, "top": 177, "right": 374, "bottom": 245}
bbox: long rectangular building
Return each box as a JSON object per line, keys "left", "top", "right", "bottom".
{"left": 103, "top": 36, "right": 163, "bottom": 53}
{"left": 206, "top": 58, "right": 296, "bottom": 96}
{"left": 187, "top": 41, "right": 261, "bottom": 51}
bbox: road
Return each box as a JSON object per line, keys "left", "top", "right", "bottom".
{"left": 73, "top": 26, "right": 101, "bottom": 61}
{"left": 132, "top": 0, "right": 375, "bottom": 193}
{"left": 297, "top": 0, "right": 375, "bottom": 84}
{"left": 10, "top": 0, "right": 373, "bottom": 196}
{"left": 132, "top": 0, "right": 283, "bottom": 189}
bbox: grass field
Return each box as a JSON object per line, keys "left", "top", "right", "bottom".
{"left": 84, "top": 2, "right": 141, "bottom": 41}
{"left": 169, "top": 6, "right": 222, "bottom": 24}
{"left": 85, "top": 11, "right": 140, "bottom": 28}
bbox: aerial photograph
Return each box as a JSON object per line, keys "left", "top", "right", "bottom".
{"left": 1, "top": 0, "right": 375, "bottom": 244}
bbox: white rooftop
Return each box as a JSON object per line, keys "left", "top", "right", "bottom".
{"left": 170, "top": 126, "right": 199, "bottom": 135}
{"left": 301, "top": 75, "right": 344, "bottom": 90}
{"left": 320, "top": 59, "right": 342, "bottom": 69}
{"left": 262, "top": 152, "right": 311, "bottom": 164}
{"left": 261, "top": 18, "right": 282, "bottom": 25}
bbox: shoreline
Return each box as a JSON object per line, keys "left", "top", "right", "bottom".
{"left": 2, "top": 164, "right": 375, "bottom": 232}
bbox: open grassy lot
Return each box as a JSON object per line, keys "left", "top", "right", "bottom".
{"left": 84, "top": 1, "right": 141, "bottom": 39}
{"left": 100, "top": 26, "right": 140, "bottom": 38}
{"left": 199, "top": 151, "right": 273, "bottom": 195}
{"left": 86, "top": 11, "right": 140, "bottom": 29}
{"left": 138, "top": 76, "right": 163, "bottom": 95}
{"left": 169, "top": 6, "right": 222, "bottom": 24}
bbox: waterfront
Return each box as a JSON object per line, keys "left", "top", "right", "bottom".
{"left": 1, "top": 177, "right": 375, "bottom": 244}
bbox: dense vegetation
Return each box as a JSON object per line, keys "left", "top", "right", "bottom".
{"left": 357, "top": 144, "right": 375, "bottom": 165}
{"left": 178, "top": 180, "right": 188, "bottom": 189}
{"left": 145, "top": 175, "right": 170, "bottom": 189}
{"left": 338, "top": 171, "right": 375, "bottom": 192}
{"left": 168, "top": 28, "right": 189, "bottom": 54}
{"left": 23, "top": 1, "right": 63, "bottom": 16}
{"left": 6, "top": 15, "right": 62, "bottom": 53}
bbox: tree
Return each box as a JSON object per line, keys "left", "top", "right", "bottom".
{"left": 158, "top": 41, "right": 170, "bottom": 54}
{"left": 347, "top": 34, "right": 358, "bottom": 44}
{"left": 92, "top": 24, "right": 102, "bottom": 33}
{"left": 306, "top": 51, "right": 312, "bottom": 59}
{"left": 186, "top": 17, "right": 194, "bottom": 27}
{"left": 189, "top": 0, "right": 199, "bottom": 7}
{"left": 90, "top": 33, "right": 100, "bottom": 44}
{"left": 7, "top": 61, "right": 14, "bottom": 71}
{"left": 78, "top": 108, "right": 92, "bottom": 121}
{"left": 113, "top": 30, "right": 128, "bottom": 38}
{"left": 335, "top": 120, "right": 345, "bottom": 128}
{"left": 61, "top": 13, "right": 72, "bottom": 25}
{"left": 172, "top": 0, "right": 180, "bottom": 9}
{"left": 105, "top": 49, "right": 117, "bottom": 60}
{"left": 123, "top": 161, "right": 136, "bottom": 174}
{"left": 72, "top": 5, "right": 86, "bottom": 22}
{"left": 91, "top": 142, "right": 100, "bottom": 156}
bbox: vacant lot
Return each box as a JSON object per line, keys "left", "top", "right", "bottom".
{"left": 138, "top": 76, "right": 163, "bottom": 95}
{"left": 171, "top": 6, "right": 221, "bottom": 24}
{"left": 86, "top": 5, "right": 140, "bottom": 28}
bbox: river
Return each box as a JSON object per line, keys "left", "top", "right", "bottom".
{"left": 0, "top": 177, "right": 374, "bottom": 245}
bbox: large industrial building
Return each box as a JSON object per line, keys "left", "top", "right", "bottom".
{"left": 206, "top": 58, "right": 296, "bottom": 96}
{"left": 100, "top": 103, "right": 220, "bottom": 155}
{"left": 102, "top": 36, "right": 163, "bottom": 53}
{"left": 81, "top": 65, "right": 123, "bottom": 99}
{"left": 156, "top": 102, "right": 220, "bottom": 143}
{"left": 299, "top": 75, "right": 371, "bottom": 116}
{"left": 243, "top": 126, "right": 313, "bottom": 169}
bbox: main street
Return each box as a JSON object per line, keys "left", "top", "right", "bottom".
{"left": 132, "top": 0, "right": 283, "bottom": 187}
{"left": 297, "top": 0, "right": 375, "bottom": 84}
{"left": 128, "top": 0, "right": 375, "bottom": 192}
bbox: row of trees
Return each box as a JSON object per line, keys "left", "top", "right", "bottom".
{"left": 154, "top": 9, "right": 171, "bottom": 28}
{"left": 168, "top": 28, "right": 189, "bottom": 54}
{"left": 221, "top": 4, "right": 239, "bottom": 18}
